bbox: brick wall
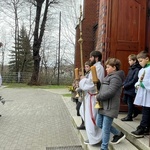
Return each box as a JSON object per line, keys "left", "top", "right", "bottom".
{"left": 75, "top": 0, "right": 150, "bottom": 71}
{"left": 74, "top": 0, "right": 98, "bottom": 70}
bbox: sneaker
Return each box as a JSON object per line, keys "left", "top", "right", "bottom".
{"left": 84, "top": 140, "right": 89, "bottom": 145}
{"left": 131, "top": 126, "right": 149, "bottom": 138}
{"left": 110, "top": 132, "right": 126, "bottom": 144}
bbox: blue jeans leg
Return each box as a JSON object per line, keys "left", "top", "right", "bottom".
{"left": 96, "top": 113, "right": 103, "bottom": 128}
{"left": 110, "top": 124, "right": 120, "bottom": 135}
{"left": 98, "top": 115, "right": 120, "bottom": 150}
{"left": 101, "top": 115, "right": 113, "bottom": 150}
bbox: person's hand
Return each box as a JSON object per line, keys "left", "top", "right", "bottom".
{"left": 135, "top": 85, "right": 139, "bottom": 90}
{"left": 80, "top": 76, "right": 85, "bottom": 80}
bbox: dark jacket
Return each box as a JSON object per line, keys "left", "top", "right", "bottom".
{"left": 96, "top": 70, "right": 125, "bottom": 118}
{"left": 123, "top": 62, "right": 141, "bottom": 97}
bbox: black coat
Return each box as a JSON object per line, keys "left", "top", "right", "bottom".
{"left": 123, "top": 63, "right": 141, "bottom": 97}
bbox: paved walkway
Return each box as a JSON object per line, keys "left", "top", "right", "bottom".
{"left": 0, "top": 87, "right": 81, "bottom": 150}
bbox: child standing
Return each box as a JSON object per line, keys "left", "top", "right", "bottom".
{"left": 121, "top": 54, "right": 141, "bottom": 121}
{"left": 131, "top": 51, "right": 150, "bottom": 138}
{"left": 71, "top": 79, "right": 79, "bottom": 103}
{"left": 96, "top": 58, "right": 126, "bottom": 150}
{"left": 76, "top": 60, "right": 91, "bottom": 130}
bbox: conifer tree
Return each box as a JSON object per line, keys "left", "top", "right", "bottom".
{"left": 9, "top": 25, "right": 33, "bottom": 73}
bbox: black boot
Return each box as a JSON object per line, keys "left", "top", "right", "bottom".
{"left": 131, "top": 126, "right": 149, "bottom": 138}
{"left": 121, "top": 116, "right": 133, "bottom": 121}
{"left": 77, "top": 119, "right": 85, "bottom": 130}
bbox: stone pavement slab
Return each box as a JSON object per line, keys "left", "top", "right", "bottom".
{"left": 0, "top": 87, "right": 81, "bottom": 150}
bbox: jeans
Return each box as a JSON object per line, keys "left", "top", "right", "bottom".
{"left": 96, "top": 113, "right": 120, "bottom": 150}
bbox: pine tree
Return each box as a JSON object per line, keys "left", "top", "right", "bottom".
{"left": 9, "top": 25, "right": 33, "bottom": 73}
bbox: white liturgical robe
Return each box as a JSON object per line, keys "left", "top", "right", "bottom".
{"left": 134, "top": 64, "right": 150, "bottom": 107}
{"left": 79, "top": 61, "right": 104, "bottom": 145}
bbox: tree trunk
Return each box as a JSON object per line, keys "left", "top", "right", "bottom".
{"left": 29, "top": 0, "right": 45, "bottom": 85}
{"left": 29, "top": 0, "right": 58, "bottom": 85}
{"left": 30, "top": 55, "right": 41, "bottom": 85}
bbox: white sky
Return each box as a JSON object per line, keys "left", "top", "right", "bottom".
{"left": 0, "top": 0, "right": 83, "bottom": 67}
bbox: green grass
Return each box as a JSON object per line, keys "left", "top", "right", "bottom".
{"left": 62, "top": 93, "right": 72, "bottom": 97}
{"left": 3, "top": 83, "right": 68, "bottom": 89}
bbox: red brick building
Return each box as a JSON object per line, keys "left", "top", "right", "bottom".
{"left": 75, "top": 0, "right": 150, "bottom": 74}
{"left": 74, "top": 0, "right": 150, "bottom": 111}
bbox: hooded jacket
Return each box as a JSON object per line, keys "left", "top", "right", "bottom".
{"left": 96, "top": 70, "right": 125, "bottom": 118}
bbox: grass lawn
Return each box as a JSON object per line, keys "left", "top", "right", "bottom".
{"left": 2, "top": 83, "right": 72, "bottom": 97}
{"left": 3, "top": 83, "right": 68, "bottom": 89}
{"left": 62, "top": 93, "right": 72, "bottom": 97}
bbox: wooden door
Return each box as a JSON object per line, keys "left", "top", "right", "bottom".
{"left": 109, "top": 0, "right": 147, "bottom": 111}
{"left": 110, "top": 0, "right": 147, "bottom": 73}
{"left": 146, "top": 0, "right": 150, "bottom": 53}
{"left": 95, "top": 0, "right": 147, "bottom": 111}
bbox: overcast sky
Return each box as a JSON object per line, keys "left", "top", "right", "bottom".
{"left": 0, "top": 0, "right": 83, "bottom": 67}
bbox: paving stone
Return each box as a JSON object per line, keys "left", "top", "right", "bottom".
{"left": 0, "top": 87, "right": 81, "bottom": 150}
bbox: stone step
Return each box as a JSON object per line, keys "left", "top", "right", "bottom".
{"left": 72, "top": 116, "right": 138, "bottom": 150}
{"left": 113, "top": 114, "right": 150, "bottom": 150}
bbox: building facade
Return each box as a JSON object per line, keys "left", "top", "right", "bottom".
{"left": 74, "top": 0, "right": 150, "bottom": 111}
{"left": 75, "top": 0, "right": 150, "bottom": 72}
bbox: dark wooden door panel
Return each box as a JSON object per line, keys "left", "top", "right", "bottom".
{"left": 110, "top": 0, "right": 147, "bottom": 69}
{"left": 116, "top": 50, "right": 136, "bottom": 75}
{"left": 109, "top": 0, "right": 147, "bottom": 111}
{"left": 97, "top": 0, "right": 147, "bottom": 111}
{"left": 146, "top": 0, "right": 150, "bottom": 53}
{"left": 117, "top": 1, "right": 140, "bottom": 42}
{"left": 116, "top": 42, "right": 139, "bottom": 51}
